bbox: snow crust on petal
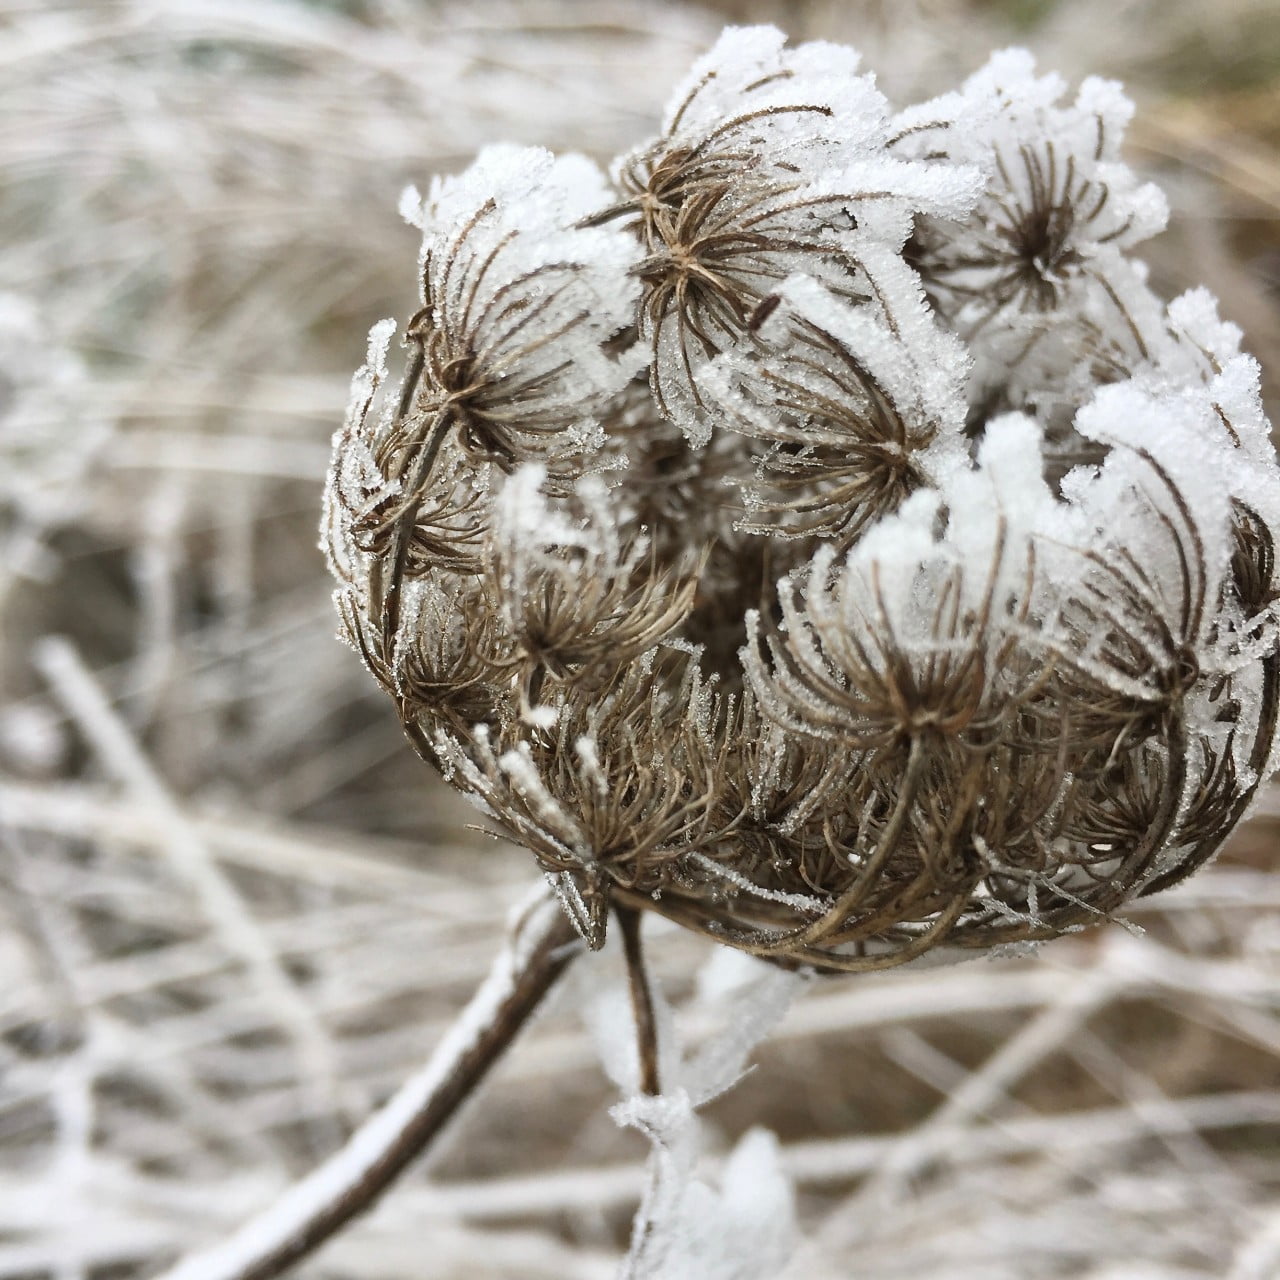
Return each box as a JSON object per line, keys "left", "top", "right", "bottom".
{"left": 415, "top": 145, "right": 643, "bottom": 459}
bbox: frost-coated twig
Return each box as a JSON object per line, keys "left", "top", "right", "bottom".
{"left": 153, "top": 888, "right": 581, "bottom": 1280}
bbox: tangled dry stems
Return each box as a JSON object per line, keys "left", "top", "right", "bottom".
{"left": 5, "top": 1, "right": 1280, "bottom": 1277}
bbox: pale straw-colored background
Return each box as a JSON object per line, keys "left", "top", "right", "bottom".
{"left": 1, "top": 2, "right": 1278, "bottom": 1275}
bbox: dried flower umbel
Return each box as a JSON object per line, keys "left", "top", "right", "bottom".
{"left": 325, "top": 26, "right": 1280, "bottom": 977}
{"left": 148, "top": 26, "right": 1280, "bottom": 1280}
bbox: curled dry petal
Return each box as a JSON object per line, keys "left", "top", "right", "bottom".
{"left": 325, "top": 25, "right": 1280, "bottom": 967}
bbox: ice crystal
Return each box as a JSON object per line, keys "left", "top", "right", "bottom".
{"left": 587, "top": 25, "right": 980, "bottom": 445}
{"left": 325, "top": 26, "right": 1280, "bottom": 971}
{"left": 572, "top": 944, "right": 802, "bottom": 1279}
{"left": 901, "top": 51, "right": 1168, "bottom": 320}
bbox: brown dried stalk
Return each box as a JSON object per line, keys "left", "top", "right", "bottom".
{"left": 154, "top": 892, "right": 581, "bottom": 1280}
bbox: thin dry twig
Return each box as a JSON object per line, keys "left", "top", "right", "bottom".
{"left": 155, "top": 889, "right": 581, "bottom": 1280}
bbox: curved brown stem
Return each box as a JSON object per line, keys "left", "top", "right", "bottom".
{"left": 617, "top": 903, "right": 661, "bottom": 1096}
{"left": 380, "top": 402, "right": 454, "bottom": 648}
{"left": 157, "top": 892, "right": 580, "bottom": 1280}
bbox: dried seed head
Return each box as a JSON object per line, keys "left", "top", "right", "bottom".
{"left": 480, "top": 464, "right": 700, "bottom": 704}
{"left": 403, "top": 146, "right": 643, "bottom": 467}
{"left": 589, "top": 25, "right": 980, "bottom": 445}
{"left": 897, "top": 52, "right": 1167, "bottom": 328}
{"left": 325, "top": 26, "right": 1280, "bottom": 971}
{"left": 708, "top": 259, "right": 969, "bottom": 547}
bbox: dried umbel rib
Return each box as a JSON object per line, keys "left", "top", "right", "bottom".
{"left": 324, "top": 26, "right": 1280, "bottom": 971}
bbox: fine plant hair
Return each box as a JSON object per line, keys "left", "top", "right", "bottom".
{"left": 32, "top": 13, "right": 1279, "bottom": 1280}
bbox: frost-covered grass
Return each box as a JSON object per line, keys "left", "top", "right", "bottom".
{"left": 2, "top": 1, "right": 1279, "bottom": 1278}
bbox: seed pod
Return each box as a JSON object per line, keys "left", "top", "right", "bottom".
{"left": 325, "top": 26, "right": 1280, "bottom": 972}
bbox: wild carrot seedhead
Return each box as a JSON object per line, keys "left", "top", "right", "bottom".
{"left": 324, "top": 26, "right": 1280, "bottom": 971}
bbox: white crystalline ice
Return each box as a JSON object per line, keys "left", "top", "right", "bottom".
{"left": 486, "top": 463, "right": 643, "bottom": 666}
{"left": 1165, "top": 287, "right": 1245, "bottom": 369}
{"left": 647, "top": 27, "right": 981, "bottom": 225}
{"left": 618, "top": 26, "right": 982, "bottom": 444}
{"left": 1071, "top": 377, "right": 1236, "bottom": 628}
{"left": 936, "top": 52, "right": 1157, "bottom": 228}
{"left": 899, "top": 48, "right": 1168, "bottom": 381}
{"left": 651, "top": 25, "right": 879, "bottom": 166}
{"left": 778, "top": 251, "right": 971, "bottom": 436}
{"left": 323, "top": 44, "right": 1280, "bottom": 1270}
{"left": 942, "top": 410, "right": 1075, "bottom": 603}
{"left": 574, "top": 943, "right": 679, "bottom": 1097}
{"left": 397, "top": 183, "right": 425, "bottom": 229}
{"left": 320, "top": 317, "right": 399, "bottom": 586}
{"left": 498, "top": 743, "right": 578, "bottom": 834}
{"left": 834, "top": 408, "right": 1070, "bottom": 655}
{"left": 970, "top": 47, "right": 1068, "bottom": 112}
{"left": 415, "top": 145, "right": 643, "bottom": 455}
{"left": 741, "top": 396, "right": 1131, "bottom": 756}
{"left": 490, "top": 463, "right": 592, "bottom": 562}
{"left": 423, "top": 144, "right": 620, "bottom": 244}
{"left": 620, "top": 1120, "right": 796, "bottom": 1280}
{"left": 569, "top": 942, "right": 800, "bottom": 1280}
{"left": 680, "top": 958, "right": 801, "bottom": 1106}
{"left": 1023, "top": 361, "right": 1277, "bottom": 741}
{"left": 1203, "top": 356, "right": 1272, "bottom": 463}
{"left": 573, "top": 733, "right": 608, "bottom": 797}
{"left": 814, "top": 154, "right": 981, "bottom": 242}
{"left": 701, "top": 251, "right": 972, "bottom": 543}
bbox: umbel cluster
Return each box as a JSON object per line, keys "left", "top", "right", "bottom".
{"left": 324, "top": 27, "right": 1280, "bottom": 971}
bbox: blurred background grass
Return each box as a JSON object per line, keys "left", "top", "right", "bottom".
{"left": 1, "top": 2, "right": 1278, "bottom": 1277}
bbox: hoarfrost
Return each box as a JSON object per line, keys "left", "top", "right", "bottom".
{"left": 611, "top": 24, "right": 981, "bottom": 444}
{"left": 572, "top": 944, "right": 802, "bottom": 1280}
{"left": 414, "top": 145, "right": 644, "bottom": 463}
{"left": 320, "top": 22, "right": 1280, "bottom": 1270}
{"left": 899, "top": 48, "right": 1170, "bottom": 426}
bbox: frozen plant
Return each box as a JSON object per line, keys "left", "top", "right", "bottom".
{"left": 170, "top": 24, "right": 1280, "bottom": 1280}
{"left": 327, "top": 26, "right": 1280, "bottom": 970}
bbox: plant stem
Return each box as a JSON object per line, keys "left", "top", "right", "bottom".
{"left": 616, "top": 905, "right": 660, "bottom": 1096}
{"left": 155, "top": 890, "right": 581, "bottom": 1280}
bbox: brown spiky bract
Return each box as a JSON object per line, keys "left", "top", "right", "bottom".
{"left": 324, "top": 28, "right": 1280, "bottom": 973}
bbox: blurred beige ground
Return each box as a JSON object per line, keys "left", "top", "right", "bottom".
{"left": 1, "top": 2, "right": 1278, "bottom": 1276}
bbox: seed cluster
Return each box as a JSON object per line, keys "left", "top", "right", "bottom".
{"left": 324, "top": 28, "right": 1280, "bottom": 970}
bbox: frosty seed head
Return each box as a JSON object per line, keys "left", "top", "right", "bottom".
{"left": 585, "top": 26, "right": 980, "bottom": 446}
{"left": 324, "top": 27, "right": 1280, "bottom": 971}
